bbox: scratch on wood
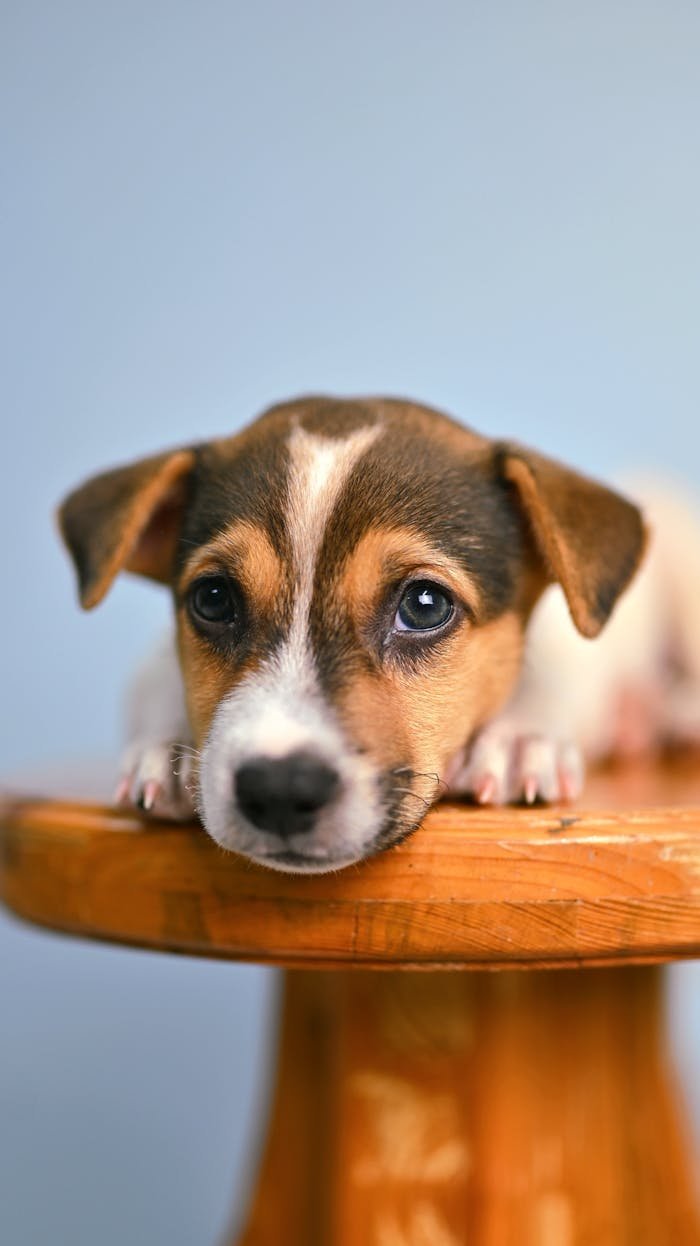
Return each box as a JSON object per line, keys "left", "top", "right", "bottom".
{"left": 548, "top": 816, "right": 581, "bottom": 835}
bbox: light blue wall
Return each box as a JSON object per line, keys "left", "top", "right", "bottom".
{"left": 2, "top": 3, "right": 700, "bottom": 1241}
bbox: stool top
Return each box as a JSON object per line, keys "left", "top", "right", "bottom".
{"left": 2, "top": 757, "right": 700, "bottom": 970}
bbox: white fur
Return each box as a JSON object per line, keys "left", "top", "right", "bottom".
{"left": 198, "top": 676, "right": 384, "bottom": 870}
{"left": 279, "top": 422, "right": 381, "bottom": 706}
{"left": 116, "top": 633, "right": 196, "bottom": 819}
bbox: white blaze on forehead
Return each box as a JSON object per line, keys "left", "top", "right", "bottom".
{"left": 197, "top": 419, "right": 388, "bottom": 868}
{"left": 284, "top": 421, "right": 382, "bottom": 661}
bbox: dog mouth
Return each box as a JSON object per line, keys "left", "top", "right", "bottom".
{"left": 242, "top": 803, "right": 428, "bottom": 875}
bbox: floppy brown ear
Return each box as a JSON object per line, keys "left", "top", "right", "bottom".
{"left": 58, "top": 447, "right": 196, "bottom": 609}
{"left": 494, "top": 442, "right": 648, "bottom": 638}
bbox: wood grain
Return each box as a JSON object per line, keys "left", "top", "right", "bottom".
{"left": 1, "top": 757, "right": 700, "bottom": 968}
{"left": 232, "top": 968, "right": 700, "bottom": 1246}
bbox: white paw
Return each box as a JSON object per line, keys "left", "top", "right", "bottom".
{"left": 114, "top": 740, "right": 198, "bottom": 821}
{"left": 447, "top": 726, "right": 584, "bottom": 806}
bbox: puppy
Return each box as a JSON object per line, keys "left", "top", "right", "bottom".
{"left": 58, "top": 395, "right": 698, "bottom": 874}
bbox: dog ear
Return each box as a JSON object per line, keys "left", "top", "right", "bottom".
{"left": 58, "top": 447, "right": 196, "bottom": 609}
{"left": 494, "top": 442, "right": 648, "bottom": 638}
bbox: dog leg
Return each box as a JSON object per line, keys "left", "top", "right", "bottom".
{"left": 114, "top": 633, "right": 197, "bottom": 821}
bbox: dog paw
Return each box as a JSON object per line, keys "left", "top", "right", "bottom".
{"left": 447, "top": 727, "right": 584, "bottom": 806}
{"left": 114, "top": 740, "right": 198, "bottom": 821}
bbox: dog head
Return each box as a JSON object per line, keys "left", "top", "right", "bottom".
{"left": 59, "top": 396, "right": 646, "bottom": 872}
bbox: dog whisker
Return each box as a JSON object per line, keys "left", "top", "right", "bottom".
{"left": 390, "top": 766, "right": 447, "bottom": 796}
{"left": 391, "top": 786, "right": 433, "bottom": 810}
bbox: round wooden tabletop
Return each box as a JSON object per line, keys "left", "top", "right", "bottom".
{"left": 2, "top": 757, "right": 700, "bottom": 970}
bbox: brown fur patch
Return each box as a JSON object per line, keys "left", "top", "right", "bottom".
{"left": 175, "top": 619, "right": 234, "bottom": 746}
{"left": 338, "top": 526, "right": 483, "bottom": 627}
{"left": 370, "top": 396, "right": 490, "bottom": 457}
{"left": 179, "top": 520, "right": 285, "bottom": 615}
{"left": 337, "top": 611, "right": 525, "bottom": 777}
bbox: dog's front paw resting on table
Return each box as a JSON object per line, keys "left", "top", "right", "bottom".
{"left": 114, "top": 635, "right": 198, "bottom": 821}
{"left": 446, "top": 722, "right": 584, "bottom": 806}
{"left": 115, "top": 739, "right": 197, "bottom": 821}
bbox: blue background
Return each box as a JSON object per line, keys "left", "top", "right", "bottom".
{"left": 2, "top": 3, "right": 700, "bottom": 1241}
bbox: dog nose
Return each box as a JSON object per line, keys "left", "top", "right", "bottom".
{"left": 234, "top": 751, "right": 340, "bottom": 837}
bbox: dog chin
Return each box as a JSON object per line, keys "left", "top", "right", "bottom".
{"left": 200, "top": 814, "right": 415, "bottom": 874}
{"left": 244, "top": 848, "right": 365, "bottom": 875}
{"left": 205, "top": 828, "right": 371, "bottom": 873}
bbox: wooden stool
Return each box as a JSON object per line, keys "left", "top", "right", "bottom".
{"left": 2, "top": 758, "right": 700, "bottom": 1244}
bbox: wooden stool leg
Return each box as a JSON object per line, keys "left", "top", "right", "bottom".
{"left": 229, "top": 972, "right": 336, "bottom": 1246}
{"left": 229, "top": 967, "right": 699, "bottom": 1246}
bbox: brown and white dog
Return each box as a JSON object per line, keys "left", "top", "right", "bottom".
{"left": 59, "top": 395, "right": 700, "bottom": 873}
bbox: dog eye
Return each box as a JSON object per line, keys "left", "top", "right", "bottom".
{"left": 394, "top": 581, "right": 454, "bottom": 632}
{"left": 188, "top": 576, "right": 237, "bottom": 626}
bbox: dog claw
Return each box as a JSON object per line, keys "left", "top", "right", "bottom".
{"left": 140, "top": 779, "right": 160, "bottom": 812}
{"left": 114, "top": 776, "right": 132, "bottom": 805}
{"left": 449, "top": 727, "right": 585, "bottom": 807}
{"left": 523, "top": 776, "right": 538, "bottom": 805}
{"left": 475, "top": 774, "right": 497, "bottom": 804}
{"left": 115, "top": 740, "right": 197, "bottom": 821}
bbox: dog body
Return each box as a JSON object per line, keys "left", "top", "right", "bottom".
{"left": 60, "top": 396, "right": 699, "bottom": 874}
